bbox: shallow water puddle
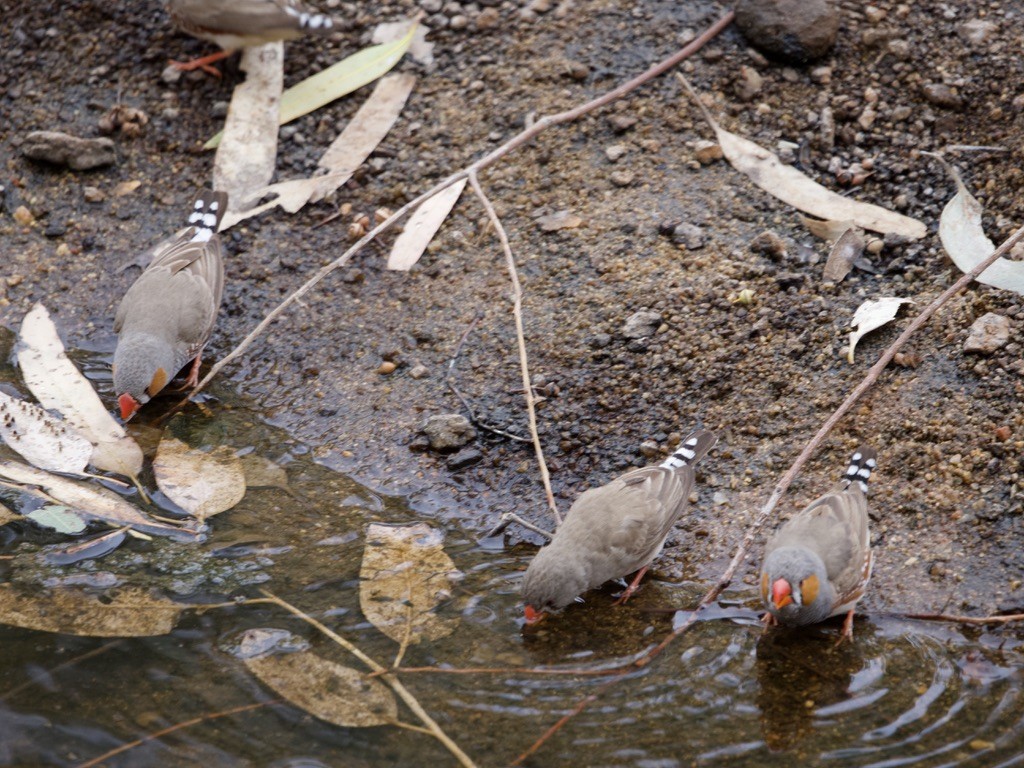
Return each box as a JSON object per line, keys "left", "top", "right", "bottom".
{"left": 0, "top": 351, "right": 1021, "bottom": 767}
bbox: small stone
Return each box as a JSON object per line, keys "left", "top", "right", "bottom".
{"left": 44, "top": 221, "right": 66, "bottom": 238}
{"left": 21, "top": 131, "right": 116, "bottom": 170}
{"left": 447, "top": 447, "right": 483, "bottom": 470}
{"left": 377, "top": 361, "right": 397, "bottom": 375}
{"left": 639, "top": 440, "right": 660, "bottom": 459}
{"left": 476, "top": 7, "right": 500, "bottom": 28}
{"left": 211, "top": 101, "right": 229, "bottom": 118}
{"left": 964, "top": 313, "right": 1011, "bottom": 354}
{"left": 621, "top": 310, "right": 662, "bottom": 339}
{"left": 610, "top": 170, "right": 634, "bottom": 187}
{"left": 608, "top": 115, "right": 638, "bottom": 133}
{"left": 589, "top": 333, "right": 611, "bottom": 349}
{"left": 605, "top": 144, "right": 627, "bottom": 162}
{"left": 734, "top": 0, "right": 839, "bottom": 63}
{"left": 958, "top": 19, "right": 997, "bottom": 46}
{"left": 921, "top": 83, "right": 964, "bottom": 111}
{"left": 422, "top": 414, "right": 477, "bottom": 452}
{"left": 887, "top": 38, "right": 911, "bottom": 59}
{"left": 565, "top": 60, "right": 589, "bottom": 81}
{"left": 857, "top": 107, "right": 877, "bottom": 130}
{"left": 671, "top": 222, "right": 705, "bottom": 250}
{"left": 864, "top": 5, "right": 886, "bottom": 22}
{"left": 750, "top": 230, "right": 787, "bottom": 260}
{"left": 83, "top": 186, "right": 106, "bottom": 203}
{"left": 160, "top": 65, "right": 183, "bottom": 84}
{"left": 693, "top": 140, "right": 723, "bottom": 164}
{"left": 537, "top": 210, "right": 583, "bottom": 231}
{"left": 409, "top": 364, "right": 429, "bottom": 379}
{"left": 810, "top": 66, "right": 832, "bottom": 84}
{"left": 995, "top": 426, "right": 1012, "bottom": 442}
{"left": 12, "top": 206, "right": 34, "bottom": 226}
{"left": 734, "top": 65, "right": 763, "bottom": 101}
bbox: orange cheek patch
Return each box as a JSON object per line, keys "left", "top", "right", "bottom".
{"left": 760, "top": 572, "right": 769, "bottom": 603}
{"left": 147, "top": 367, "right": 169, "bottom": 397}
{"left": 800, "top": 574, "right": 820, "bottom": 606}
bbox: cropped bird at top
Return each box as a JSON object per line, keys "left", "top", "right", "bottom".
{"left": 759, "top": 446, "right": 878, "bottom": 641}
{"left": 113, "top": 190, "right": 228, "bottom": 421}
{"left": 521, "top": 429, "right": 717, "bottom": 625}
{"left": 166, "top": 0, "right": 342, "bottom": 75}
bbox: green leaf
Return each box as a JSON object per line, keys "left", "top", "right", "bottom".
{"left": 205, "top": 23, "right": 417, "bottom": 150}
{"left": 26, "top": 505, "right": 87, "bottom": 535}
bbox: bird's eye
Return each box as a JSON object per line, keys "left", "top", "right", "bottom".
{"left": 799, "top": 574, "right": 820, "bottom": 605}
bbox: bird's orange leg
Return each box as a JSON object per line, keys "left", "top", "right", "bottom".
{"left": 170, "top": 355, "right": 203, "bottom": 392}
{"left": 761, "top": 612, "right": 777, "bottom": 633}
{"left": 836, "top": 609, "right": 856, "bottom": 646}
{"left": 169, "top": 50, "right": 234, "bottom": 77}
{"left": 613, "top": 566, "right": 649, "bottom": 606}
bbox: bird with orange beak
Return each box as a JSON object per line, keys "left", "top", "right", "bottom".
{"left": 112, "top": 190, "right": 227, "bottom": 420}
{"left": 520, "top": 429, "right": 716, "bottom": 625}
{"left": 760, "top": 446, "right": 877, "bottom": 640}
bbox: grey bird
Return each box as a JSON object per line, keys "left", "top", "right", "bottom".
{"left": 521, "top": 429, "right": 717, "bottom": 624}
{"left": 760, "top": 446, "right": 877, "bottom": 639}
{"left": 167, "top": 0, "right": 342, "bottom": 74}
{"left": 113, "top": 190, "right": 228, "bottom": 420}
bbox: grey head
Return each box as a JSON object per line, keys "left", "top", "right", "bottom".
{"left": 760, "top": 546, "right": 837, "bottom": 627}
{"left": 113, "top": 332, "right": 180, "bottom": 410}
{"left": 521, "top": 541, "right": 588, "bottom": 619}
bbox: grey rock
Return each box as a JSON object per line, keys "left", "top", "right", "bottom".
{"left": 734, "top": 0, "right": 839, "bottom": 63}
{"left": 964, "top": 313, "right": 1011, "bottom": 355}
{"left": 734, "top": 65, "right": 764, "bottom": 101}
{"left": 671, "top": 222, "right": 706, "bottom": 250}
{"left": 22, "top": 131, "right": 116, "bottom": 170}
{"left": 621, "top": 310, "right": 662, "bottom": 339}
{"left": 423, "top": 414, "right": 477, "bottom": 451}
{"left": 921, "top": 82, "right": 964, "bottom": 111}
{"left": 958, "top": 19, "right": 997, "bottom": 46}
{"left": 447, "top": 447, "right": 483, "bottom": 470}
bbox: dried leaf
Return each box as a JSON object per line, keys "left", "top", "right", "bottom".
{"left": 387, "top": 179, "right": 467, "bottom": 270}
{"left": 239, "top": 453, "right": 293, "bottom": 494}
{"left": 800, "top": 215, "right": 856, "bottom": 241}
{"left": 112, "top": 180, "right": 142, "bottom": 198}
{"left": 0, "top": 584, "right": 183, "bottom": 637}
{"left": 372, "top": 18, "right": 434, "bottom": 66}
{"left": 0, "top": 459, "right": 200, "bottom": 541}
{"left": 359, "top": 523, "right": 460, "bottom": 645}
{"left": 936, "top": 159, "right": 1024, "bottom": 295}
{"left": 538, "top": 210, "right": 583, "bottom": 232}
{"left": 213, "top": 43, "right": 283, "bottom": 211}
{"left": 848, "top": 297, "right": 913, "bottom": 363}
{"left": 0, "top": 505, "right": 17, "bottom": 526}
{"left": 16, "top": 304, "right": 143, "bottom": 479}
{"left": 153, "top": 437, "right": 246, "bottom": 521}
{"left": 26, "top": 505, "right": 87, "bottom": 535}
{"left": 0, "top": 391, "right": 93, "bottom": 475}
{"left": 206, "top": 22, "right": 417, "bottom": 148}
{"left": 822, "top": 228, "right": 865, "bottom": 282}
{"left": 221, "top": 73, "right": 416, "bottom": 229}
{"left": 680, "top": 76, "right": 926, "bottom": 240}
{"left": 44, "top": 528, "right": 127, "bottom": 565}
{"left": 247, "top": 650, "right": 397, "bottom": 727}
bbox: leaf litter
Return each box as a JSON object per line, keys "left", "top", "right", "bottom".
{"left": 153, "top": 436, "right": 246, "bottom": 521}
{"left": 359, "top": 522, "right": 461, "bottom": 645}
{"left": 0, "top": 391, "right": 93, "bottom": 476}
{"left": 822, "top": 227, "right": 866, "bottom": 282}
{"left": 387, "top": 178, "right": 468, "bottom": 271}
{"left": 848, "top": 298, "right": 914, "bottom": 363}
{"left": 678, "top": 75, "right": 927, "bottom": 240}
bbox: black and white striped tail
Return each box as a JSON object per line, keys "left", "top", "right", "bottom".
{"left": 843, "top": 446, "right": 878, "bottom": 493}
{"left": 282, "top": 1, "right": 337, "bottom": 33}
{"left": 187, "top": 190, "right": 229, "bottom": 243}
{"left": 660, "top": 429, "right": 717, "bottom": 470}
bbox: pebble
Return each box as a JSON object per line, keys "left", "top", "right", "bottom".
{"left": 621, "top": 310, "right": 662, "bottom": 339}
{"left": 958, "top": 19, "right": 997, "bottom": 46}
{"left": 749, "top": 230, "right": 787, "bottom": 260}
{"left": 21, "top": 131, "right": 116, "bottom": 170}
{"left": 734, "top": 0, "right": 839, "bottom": 63}
{"left": 639, "top": 440, "right": 660, "bottom": 459}
{"left": 671, "top": 222, "right": 706, "bottom": 250}
{"left": 422, "top": 414, "right": 477, "bottom": 451}
{"left": 921, "top": 83, "right": 964, "bottom": 111}
{"left": 12, "top": 206, "right": 34, "bottom": 226}
{"left": 608, "top": 115, "right": 638, "bottom": 133}
{"left": 964, "top": 313, "right": 1010, "bottom": 354}
{"left": 734, "top": 65, "right": 763, "bottom": 101}
{"left": 610, "top": 170, "right": 634, "bottom": 187}
{"left": 409, "top": 364, "right": 429, "bottom": 379}
{"left": 693, "top": 140, "right": 723, "bottom": 164}
{"left": 377, "top": 361, "right": 397, "bottom": 375}
{"left": 447, "top": 447, "right": 483, "bottom": 470}
{"left": 605, "top": 144, "right": 627, "bottom": 162}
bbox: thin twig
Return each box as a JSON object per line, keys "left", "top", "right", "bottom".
{"left": 393, "top": 602, "right": 415, "bottom": 670}
{"left": 445, "top": 314, "right": 530, "bottom": 442}
{"left": 369, "top": 664, "right": 626, "bottom": 678}
{"left": 512, "top": 222, "right": 1024, "bottom": 764}
{"left": 483, "top": 511, "right": 554, "bottom": 540}
{"left": 904, "top": 612, "right": 1024, "bottom": 626}
{"left": 76, "top": 701, "right": 273, "bottom": 768}
{"left": 468, "top": 170, "right": 560, "bottom": 525}
{"left": 177, "top": 8, "right": 737, "bottom": 409}
{"left": 259, "top": 590, "right": 478, "bottom": 768}
{"left": 1, "top": 640, "right": 123, "bottom": 702}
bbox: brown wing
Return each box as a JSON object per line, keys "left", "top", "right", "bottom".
{"left": 170, "top": 0, "right": 316, "bottom": 36}
{"left": 555, "top": 465, "right": 695, "bottom": 585}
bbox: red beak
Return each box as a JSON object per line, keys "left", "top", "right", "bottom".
{"left": 118, "top": 393, "right": 140, "bottom": 421}
{"left": 524, "top": 605, "right": 546, "bottom": 625}
{"left": 771, "top": 579, "right": 793, "bottom": 610}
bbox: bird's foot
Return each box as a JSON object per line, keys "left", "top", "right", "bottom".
{"left": 169, "top": 50, "right": 233, "bottom": 77}
{"left": 834, "top": 609, "right": 856, "bottom": 646}
{"left": 170, "top": 356, "right": 203, "bottom": 392}
{"left": 612, "top": 566, "right": 649, "bottom": 606}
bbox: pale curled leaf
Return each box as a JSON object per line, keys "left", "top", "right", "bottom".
{"left": 848, "top": 297, "right": 913, "bottom": 363}
{"left": 16, "top": 304, "right": 143, "bottom": 478}
{"left": 26, "top": 505, "right": 88, "bottom": 535}
{"left": 213, "top": 43, "right": 283, "bottom": 211}
{"left": 800, "top": 215, "right": 856, "bottom": 241}
{"left": 372, "top": 19, "right": 434, "bottom": 66}
{"left": 0, "top": 459, "right": 199, "bottom": 540}
{"left": 153, "top": 437, "right": 246, "bottom": 521}
{"left": 680, "top": 76, "right": 926, "bottom": 239}
{"left": 359, "top": 523, "right": 460, "bottom": 645}
{"left": 937, "top": 159, "right": 1024, "bottom": 295}
{"left": 206, "top": 23, "right": 417, "bottom": 148}
{"left": 387, "top": 178, "right": 467, "bottom": 270}
{"left": 0, "top": 584, "right": 183, "bottom": 637}
{"left": 221, "top": 73, "right": 416, "bottom": 229}
{"left": 822, "top": 228, "right": 865, "bottom": 282}
{"left": 246, "top": 651, "right": 397, "bottom": 727}
{"left": 0, "top": 391, "right": 93, "bottom": 475}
